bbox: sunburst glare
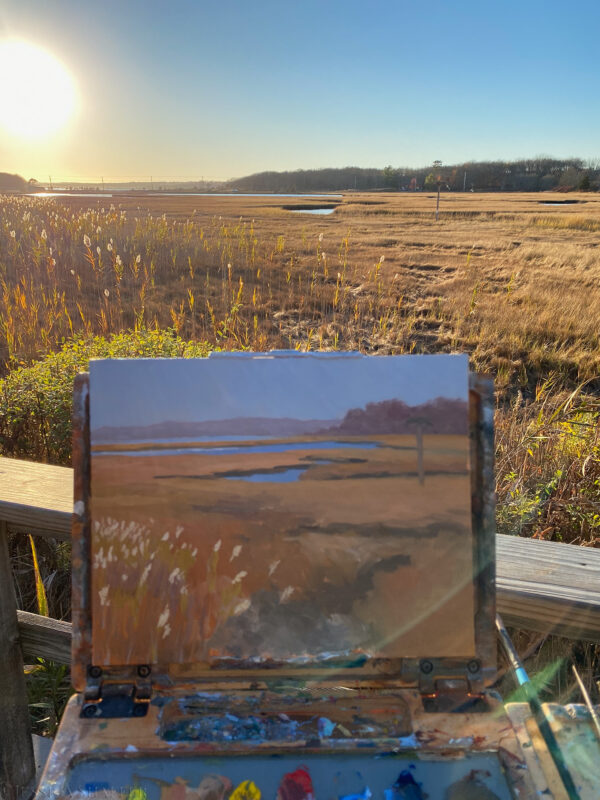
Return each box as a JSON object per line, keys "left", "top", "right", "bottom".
{"left": 0, "top": 40, "right": 77, "bottom": 140}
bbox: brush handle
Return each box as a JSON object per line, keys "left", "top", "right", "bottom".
{"left": 496, "top": 614, "right": 581, "bottom": 800}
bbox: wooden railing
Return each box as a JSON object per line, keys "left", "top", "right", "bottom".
{"left": 2, "top": 455, "right": 600, "bottom": 660}
{"left": 0, "top": 457, "right": 72, "bottom": 799}
{"left": 2, "top": 455, "right": 600, "bottom": 796}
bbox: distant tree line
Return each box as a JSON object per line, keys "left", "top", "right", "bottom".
{"left": 3, "top": 159, "right": 600, "bottom": 194}
{"left": 227, "top": 158, "right": 600, "bottom": 193}
{"left": 0, "top": 172, "right": 37, "bottom": 192}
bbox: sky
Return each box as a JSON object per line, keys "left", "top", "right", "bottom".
{"left": 1, "top": 0, "right": 599, "bottom": 182}
{"left": 89, "top": 353, "right": 468, "bottom": 429}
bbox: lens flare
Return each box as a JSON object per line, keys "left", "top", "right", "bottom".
{"left": 0, "top": 40, "right": 77, "bottom": 139}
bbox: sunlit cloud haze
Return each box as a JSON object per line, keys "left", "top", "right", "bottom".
{"left": 1, "top": 0, "right": 599, "bottom": 182}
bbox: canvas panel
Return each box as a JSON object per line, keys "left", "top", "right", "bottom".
{"left": 89, "top": 352, "right": 474, "bottom": 666}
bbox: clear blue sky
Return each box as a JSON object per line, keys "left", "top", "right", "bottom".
{"left": 89, "top": 354, "right": 468, "bottom": 429}
{"left": 1, "top": 0, "right": 599, "bottom": 181}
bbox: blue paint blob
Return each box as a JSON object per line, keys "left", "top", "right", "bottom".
{"left": 318, "top": 716, "right": 336, "bottom": 737}
{"left": 390, "top": 771, "right": 425, "bottom": 799}
{"left": 339, "top": 787, "right": 372, "bottom": 800}
{"left": 395, "top": 771, "right": 418, "bottom": 786}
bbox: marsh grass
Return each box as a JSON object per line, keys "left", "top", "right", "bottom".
{"left": 496, "top": 381, "right": 600, "bottom": 544}
{"left": 25, "top": 658, "right": 72, "bottom": 737}
{"left": 6, "top": 192, "right": 600, "bottom": 550}
{"left": 92, "top": 518, "right": 251, "bottom": 663}
{"left": 0, "top": 196, "right": 416, "bottom": 363}
{"left": 3, "top": 192, "right": 600, "bottom": 392}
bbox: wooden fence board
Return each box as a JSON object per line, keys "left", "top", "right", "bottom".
{"left": 0, "top": 521, "right": 35, "bottom": 799}
{"left": 0, "top": 457, "right": 72, "bottom": 540}
{"left": 496, "top": 533, "right": 600, "bottom": 641}
{"left": 16, "top": 611, "right": 72, "bottom": 664}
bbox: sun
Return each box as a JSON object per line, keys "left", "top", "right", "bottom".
{"left": 0, "top": 40, "right": 77, "bottom": 140}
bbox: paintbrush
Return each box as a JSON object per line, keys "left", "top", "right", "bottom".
{"left": 496, "top": 614, "right": 581, "bottom": 800}
{"left": 571, "top": 664, "right": 600, "bottom": 743}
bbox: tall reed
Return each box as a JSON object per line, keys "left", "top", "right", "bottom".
{"left": 0, "top": 197, "right": 415, "bottom": 365}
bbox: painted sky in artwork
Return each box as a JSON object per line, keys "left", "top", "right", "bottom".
{"left": 90, "top": 353, "right": 468, "bottom": 430}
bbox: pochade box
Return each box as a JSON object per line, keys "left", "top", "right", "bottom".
{"left": 36, "top": 353, "right": 596, "bottom": 800}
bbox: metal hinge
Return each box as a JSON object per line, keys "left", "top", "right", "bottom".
{"left": 81, "top": 665, "right": 152, "bottom": 719}
{"left": 417, "top": 658, "right": 489, "bottom": 713}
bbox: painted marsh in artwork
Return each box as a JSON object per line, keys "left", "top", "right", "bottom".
{"left": 89, "top": 353, "right": 474, "bottom": 666}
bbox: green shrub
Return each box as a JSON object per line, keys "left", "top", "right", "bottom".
{"left": 0, "top": 328, "right": 212, "bottom": 465}
{"left": 25, "top": 659, "right": 73, "bottom": 737}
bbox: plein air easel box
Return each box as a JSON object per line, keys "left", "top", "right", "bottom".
{"left": 36, "top": 353, "right": 583, "bottom": 799}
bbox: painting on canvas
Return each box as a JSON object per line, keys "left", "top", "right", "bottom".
{"left": 89, "top": 353, "right": 474, "bottom": 666}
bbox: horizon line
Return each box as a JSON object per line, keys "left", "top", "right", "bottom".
{"left": 7, "top": 154, "right": 600, "bottom": 185}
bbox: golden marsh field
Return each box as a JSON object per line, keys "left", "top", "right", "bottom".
{"left": 3, "top": 189, "right": 600, "bottom": 388}
{"left": 3, "top": 189, "right": 600, "bottom": 549}
{"left": 4, "top": 189, "right": 600, "bottom": 551}
{"left": 5, "top": 189, "right": 600, "bottom": 716}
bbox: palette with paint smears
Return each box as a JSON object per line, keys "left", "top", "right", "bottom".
{"left": 35, "top": 354, "right": 564, "bottom": 799}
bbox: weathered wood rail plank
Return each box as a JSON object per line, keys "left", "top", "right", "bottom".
{"left": 16, "top": 611, "right": 72, "bottom": 664}
{"left": 2, "top": 456, "right": 600, "bottom": 659}
{"left": 0, "top": 521, "right": 35, "bottom": 799}
{"left": 496, "top": 533, "right": 600, "bottom": 641}
{"left": 0, "top": 457, "right": 72, "bottom": 540}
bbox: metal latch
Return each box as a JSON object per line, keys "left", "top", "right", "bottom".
{"left": 418, "top": 659, "right": 489, "bottom": 713}
{"left": 81, "top": 665, "right": 152, "bottom": 719}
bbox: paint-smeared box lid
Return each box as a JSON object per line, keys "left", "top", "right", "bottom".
{"left": 82, "top": 352, "right": 484, "bottom": 674}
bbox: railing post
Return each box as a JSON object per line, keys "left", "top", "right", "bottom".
{"left": 0, "top": 520, "right": 35, "bottom": 799}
